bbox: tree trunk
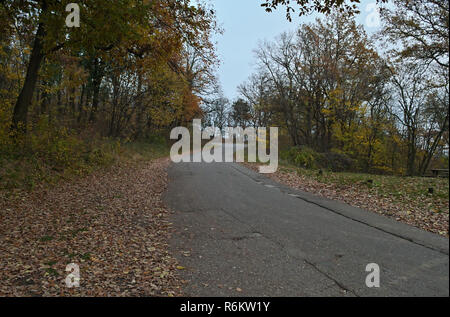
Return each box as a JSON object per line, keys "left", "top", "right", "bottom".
{"left": 77, "top": 84, "right": 86, "bottom": 125}
{"left": 89, "top": 59, "right": 103, "bottom": 123}
{"left": 11, "top": 22, "right": 46, "bottom": 133}
{"left": 419, "top": 117, "right": 449, "bottom": 176}
{"left": 406, "top": 130, "right": 417, "bottom": 176}
{"left": 306, "top": 105, "right": 312, "bottom": 147}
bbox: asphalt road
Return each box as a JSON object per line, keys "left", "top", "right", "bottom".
{"left": 164, "top": 147, "right": 449, "bottom": 297}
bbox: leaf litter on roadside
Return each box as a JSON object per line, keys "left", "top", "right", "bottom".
{"left": 0, "top": 158, "right": 182, "bottom": 296}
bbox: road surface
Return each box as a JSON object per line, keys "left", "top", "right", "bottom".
{"left": 164, "top": 146, "right": 449, "bottom": 297}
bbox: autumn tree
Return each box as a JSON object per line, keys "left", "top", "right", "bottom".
{"left": 380, "top": 0, "right": 449, "bottom": 175}
{"left": 248, "top": 12, "right": 387, "bottom": 153}
{"left": 1, "top": 0, "right": 218, "bottom": 135}
{"left": 238, "top": 72, "right": 275, "bottom": 128}
{"left": 380, "top": 0, "right": 449, "bottom": 70}
{"left": 203, "top": 94, "right": 230, "bottom": 132}
{"left": 220, "top": 1, "right": 450, "bottom": 175}
{"left": 417, "top": 87, "right": 449, "bottom": 175}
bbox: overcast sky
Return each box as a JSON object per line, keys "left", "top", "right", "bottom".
{"left": 212, "top": 0, "right": 382, "bottom": 101}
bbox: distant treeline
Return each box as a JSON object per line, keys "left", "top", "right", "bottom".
{"left": 220, "top": 1, "right": 448, "bottom": 176}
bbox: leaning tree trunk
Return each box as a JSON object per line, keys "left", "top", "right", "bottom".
{"left": 11, "top": 22, "right": 46, "bottom": 134}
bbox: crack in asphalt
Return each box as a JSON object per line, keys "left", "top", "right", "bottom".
{"left": 229, "top": 164, "right": 448, "bottom": 256}
{"left": 167, "top": 159, "right": 448, "bottom": 296}
{"left": 217, "top": 206, "right": 358, "bottom": 296}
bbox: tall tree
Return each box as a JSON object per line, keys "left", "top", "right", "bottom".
{"left": 3, "top": 0, "right": 216, "bottom": 133}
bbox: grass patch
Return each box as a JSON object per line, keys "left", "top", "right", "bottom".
{"left": 0, "top": 132, "right": 170, "bottom": 192}
{"left": 119, "top": 138, "right": 169, "bottom": 162}
{"left": 280, "top": 162, "right": 449, "bottom": 214}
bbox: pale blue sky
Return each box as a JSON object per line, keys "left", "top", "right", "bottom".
{"left": 212, "top": 0, "right": 382, "bottom": 100}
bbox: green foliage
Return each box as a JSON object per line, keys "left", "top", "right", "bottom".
{"left": 281, "top": 146, "right": 321, "bottom": 169}
{"left": 120, "top": 136, "right": 169, "bottom": 162}
{"left": 0, "top": 117, "right": 170, "bottom": 191}
{"left": 281, "top": 146, "right": 359, "bottom": 172}
{"left": 0, "top": 132, "right": 113, "bottom": 190}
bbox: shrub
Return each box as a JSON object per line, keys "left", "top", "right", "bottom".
{"left": 317, "top": 151, "right": 355, "bottom": 172}
{"left": 281, "top": 146, "right": 322, "bottom": 169}
{"left": 0, "top": 119, "right": 121, "bottom": 190}
{"left": 369, "top": 165, "right": 395, "bottom": 175}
